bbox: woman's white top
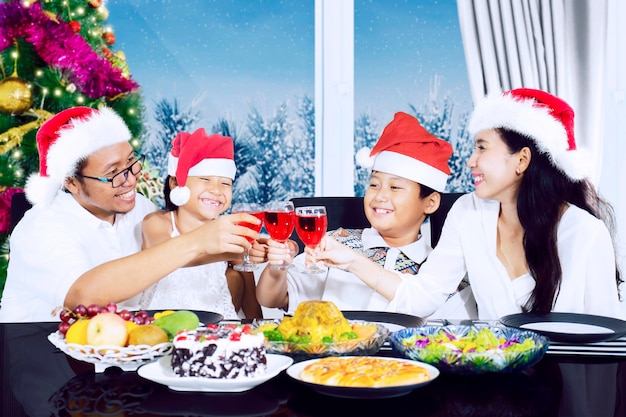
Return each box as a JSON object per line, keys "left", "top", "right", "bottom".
{"left": 390, "top": 193, "right": 623, "bottom": 320}
{"left": 140, "top": 212, "right": 238, "bottom": 319}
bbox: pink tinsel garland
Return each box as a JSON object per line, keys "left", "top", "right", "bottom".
{"left": 0, "top": 187, "right": 23, "bottom": 234}
{"left": 0, "top": 0, "right": 138, "bottom": 99}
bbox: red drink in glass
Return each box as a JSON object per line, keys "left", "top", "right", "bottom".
{"left": 264, "top": 211, "right": 295, "bottom": 242}
{"left": 238, "top": 211, "right": 265, "bottom": 243}
{"left": 295, "top": 214, "right": 328, "bottom": 247}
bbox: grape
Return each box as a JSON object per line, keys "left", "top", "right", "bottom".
{"left": 135, "top": 310, "right": 149, "bottom": 319}
{"left": 118, "top": 310, "right": 132, "bottom": 321}
{"left": 133, "top": 316, "right": 145, "bottom": 325}
{"left": 86, "top": 304, "right": 100, "bottom": 317}
{"left": 145, "top": 316, "right": 154, "bottom": 324}
{"left": 58, "top": 321, "right": 71, "bottom": 335}
{"left": 59, "top": 309, "right": 73, "bottom": 323}
{"left": 105, "top": 302, "right": 118, "bottom": 313}
{"left": 74, "top": 304, "right": 88, "bottom": 317}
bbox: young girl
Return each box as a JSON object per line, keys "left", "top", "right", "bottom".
{"left": 140, "top": 128, "right": 262, "bottom": 319}
{"left": 255, "top": 112, "right": 457, "bottom": 313}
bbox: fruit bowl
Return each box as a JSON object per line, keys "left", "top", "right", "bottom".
{"left": 257, "top": 319, "right": 390, "bottom": 362}
{"left": 48, "top": 331, "right": 172, "bottom": 373}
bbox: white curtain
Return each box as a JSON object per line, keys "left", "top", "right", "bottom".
{"left": 456, "top": 0, "right": 608, "bottom": 184}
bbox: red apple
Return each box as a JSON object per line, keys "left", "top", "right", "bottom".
{"left": 86, "top": 312, "right": 128, "bottom": 347}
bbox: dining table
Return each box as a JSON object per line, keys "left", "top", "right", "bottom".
{"left": 1, "top": 317, "right": 625, "bottom": 417}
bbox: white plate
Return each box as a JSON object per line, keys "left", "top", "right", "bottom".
{"left": 500, "top": 313, "right": 626, "bottom": 343}
{"left": 286, "top": 356, "right": 439, "bottom": 399}
{"left": 137, "top": 354, "right": 293, "bottom": 392}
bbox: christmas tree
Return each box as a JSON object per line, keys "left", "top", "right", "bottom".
{"left": 0, "top": 0, "right": 149, "bottom": 294}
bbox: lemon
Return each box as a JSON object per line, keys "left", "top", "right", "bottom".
{"left": 153, "top": 310, "right": 175, "bottom": 319}
{"left": 65, "top": 319, "right": 90, "bottom": 345}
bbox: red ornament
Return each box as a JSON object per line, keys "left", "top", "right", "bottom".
{"left": 101, "top": 47, "right": 112, "bottom": 58}
{"left": 88, "top": 0, "right": 103, "bottom": 8}
{"left": 68, "top": 21, "right": 80, "bottom": 33}
{"left": 103, "top": 32, "right": 116, "bottom": 45}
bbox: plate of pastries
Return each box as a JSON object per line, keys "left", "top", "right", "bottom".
{"left": 286, "top": 355, "right": 439, "bottom": 398}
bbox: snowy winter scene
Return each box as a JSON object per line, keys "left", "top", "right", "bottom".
{"left": 108, "top": 0, "right": 474, "bottom": 204}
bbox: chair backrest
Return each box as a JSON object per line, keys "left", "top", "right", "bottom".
{"left": 429, "top": 192, "right": 465, "bottom": 248}
{"left": 290, "top": 197, "right": 369, "bottom": 252}
{"left": 10, "top": 192, "right": 32, "bottom": 233}
{"left": 289, "top": 192, "right": 465, "bottom": 251}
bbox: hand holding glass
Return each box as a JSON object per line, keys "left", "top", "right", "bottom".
{"left": 295, "top": 206, "right": 328, "bottom": 274}
{"left": 231, "top": 203, "right": 264, "bottom": 272}
{"left": 264, "top": 201, "right": 296, "bottom": 270}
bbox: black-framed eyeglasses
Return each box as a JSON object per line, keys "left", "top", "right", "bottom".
{"left": 76, "top": 155, "right": 145, "bottom": 188}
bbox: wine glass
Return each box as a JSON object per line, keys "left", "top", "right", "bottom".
{"left": 264, "top": 201, "right": 296, "bottom": 270}
{"left": 231, "top": 202, "right": 264, "bottom": 272}
{"left": 294, "top": 206, "right": 328, "bottom": 274}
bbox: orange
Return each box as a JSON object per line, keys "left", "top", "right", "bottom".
{"left": 65, "top": 319, "right": 90, "bottom": 345}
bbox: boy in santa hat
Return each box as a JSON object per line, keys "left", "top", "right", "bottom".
{"left": 256, "top": 111, "right": 457, "bottom": 314}
{"left": 0, "top": 107, "right": 260, "bottom": 322}
{"left": 391, "top": 88, "right": 622, "bottom": 319}
{"left": 140, "top": 128, "right": 262, "bottom": 319}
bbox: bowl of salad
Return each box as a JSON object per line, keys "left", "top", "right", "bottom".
{"left": 389, "top": 325, "right": 549, "bottom": 375}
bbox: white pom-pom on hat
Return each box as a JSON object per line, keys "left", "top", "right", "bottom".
{"left": 356, "top": 147, "right": 374, "bottom": 169}
{"left": 169, "top": 186, "right": 191, "bottom": 206}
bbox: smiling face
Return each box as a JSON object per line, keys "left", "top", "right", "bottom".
{"left": 173, "top": 175, "right": 233, "bottom": 221}
{"left": 64, "top": 142, "right": 139, "bottom": 224}
{"left": 466, "top": 129, "right": 528, "bottom": 203}
{"left": 363, "top": 171, "right": 439, "bottom": 247}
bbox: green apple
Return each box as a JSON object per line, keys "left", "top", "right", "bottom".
{"left": 152, "top": 310, "right": 200, "bottom": 340}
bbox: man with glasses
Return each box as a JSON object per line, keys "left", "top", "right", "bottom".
{"left": 0, "top": 107, "right": 260, "bottom": 322}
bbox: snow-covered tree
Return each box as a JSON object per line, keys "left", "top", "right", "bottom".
{"left": 446, "top": 111, "right": 474, "bottom": 192}
{"left": 144, "top": 99, "right": 200, "bottom": 179}
{"left": 353, "top": 114, "right": 380, "bottom": 196}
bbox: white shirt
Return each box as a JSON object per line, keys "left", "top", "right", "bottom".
{"left": 139, "top": 212, "right": 239, "bottom": 319}
{"left": 390, "top": 193, "right": 623, "bottom": 320}
{"left": 286, "top": 227, "right": 431, "bottom": 314}
{"left": 0, "top": 191, "right": 156, "bottom": 322}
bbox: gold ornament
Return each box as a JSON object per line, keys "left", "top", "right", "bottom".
{"left": 0, "top": 109, "right": 53, "bottom": 154}
{"left": 0, "top": 77, "right": 33, "bottom": 115}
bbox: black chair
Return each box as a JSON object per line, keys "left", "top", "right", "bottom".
{"left": 289, "top": 193, "right": 465, "bottom": 251}
{"left": 10, "top": 191, "right": 32, "bottom": 233}
{"left": 430, "top": 192, "right": 464, "bottom": 247}
{"left": 290, "top": 197, "right": 369, "bottom": 252}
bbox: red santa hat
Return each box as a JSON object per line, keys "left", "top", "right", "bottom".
{"left": 167, "top": 128, "right": 236, "bottom": 206}
{"left": 468, "top": 88, "right": 589, "bottom": 180}
{"left": 26, "top": 106, "right": 132, "bottom": 206}
{"left": 356, "top": 112, "right": 453, "bottom": 192}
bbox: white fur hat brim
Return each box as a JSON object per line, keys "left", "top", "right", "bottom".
{"left": 468, "top": 93, "right": 589, "bottom": 181}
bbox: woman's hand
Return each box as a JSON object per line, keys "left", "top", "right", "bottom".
{"left": 311, "top": 236, "right": 359, "bottom": 271}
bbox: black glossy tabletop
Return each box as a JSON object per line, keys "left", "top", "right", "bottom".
{"left": 1, "top": 321, "right": 625, "bottom": 417}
